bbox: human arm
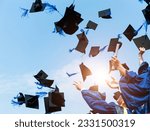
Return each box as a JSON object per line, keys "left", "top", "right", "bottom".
{"left": 105, "top": 76, "right": 119, "bottom": 89}
{"left": 73, "top": 81, "right": 117, "bottom": 113}
{"left": 81, "top": 90, "right": 117, "bottom": 114}
{"left": 73, "top": 81, "right": 85, "bottom": 91}
{"left": 110, "top": 57, "right": 127, "bottom": 76}
{"left": 138, "top": 47, "right": 145, "bottom": 65}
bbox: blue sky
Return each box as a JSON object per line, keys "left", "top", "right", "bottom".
{"left": 0, "top": 0, "right": 149, "bottom": 114}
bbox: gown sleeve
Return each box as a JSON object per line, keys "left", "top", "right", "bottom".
{"left": 119, "top": 62, "right": 150, "bottom": 110}
{"left": 81, "top": 90, "right": 118, "bottom": 114}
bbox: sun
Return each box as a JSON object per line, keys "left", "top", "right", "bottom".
{"left": 90, "top": 64, "right": 109, "bottom": 85}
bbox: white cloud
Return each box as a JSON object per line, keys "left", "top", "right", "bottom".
{"left": 0, "top": 58, "right": 117, "bottom": 114}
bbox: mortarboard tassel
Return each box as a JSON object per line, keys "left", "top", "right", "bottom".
{"left": 35, "top": 92, "right": 48, "bottom": 97}
{"left": 45, "top": 3, "right": 57, "bottom": 12}
{"left": 85, "top": 29, "right": 89, "bottom": 35}
{"left": 80, "top": 29, "right": 89, "bottom": 35}
{"left": 99, "top": 45, "right": 108, "bottom": 52}
{"left": 45, "top": 2, "right": 62, "bottom": 16}
{"left": 80, "top": 29, "right": 84, "bottom": 32}
{"left": 20, "top": 8, "right": 29, "bottom": 17}
{"left": 144, "top": 21, "right": 148, "bottom": 34}
{"left": 54, "top": 85, "right": 59, "bottom": 92}
{"left": 35, "top": 82, "right": 43, "bottom": 89}
{"left": 35, "top": 81, "right": 55, "bottom": 89}
{"left": 11, "top": 100, "right": 23, "bottom": 106}
{"left": 69, "top": 48, "right": 75, "bottom": 53}
{"left": 11, "top": 93, "right": 25, "bottom": 106}
{"left": 117, "top": 34, "right": 123, "bottom": 39}
{"left": 52, "top": 27, "right": 65, "bottom": 36}
{"left": 135, "top": 22, "right": 145, "bottom": 35}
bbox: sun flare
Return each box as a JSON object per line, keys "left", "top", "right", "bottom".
{"left": 89, "top": 64, "right": 110, "bottom": 85}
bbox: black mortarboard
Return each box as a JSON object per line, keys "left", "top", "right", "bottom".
{"left": 133, "top": 35, "right": 150, "bottom": 50}
{"left": 89, "top": 46, "right": 100, "bottom": 57}
{"left": 44, "top": 96, "right": 61, "bottom": 114}
{"left": 34, "top": 70, "right": 54, "bottom": 88}
{"left": 79, "top": 63, "right": 92, "bottom": 81}
{"left": 86, "top": 20, "right": 98, "bottom": 30}
{"left": 107, "top": 38, "right": 122, "bottom": 52}
{"left": 51, "top": 92, "right": 65, "bottom": 107}
{"left": 98, "top": 8, "right": 112, "bottom": 19}
{"left": 55, "top": 4, "right": 83, "bottom": 35}
{"left": 122, "top": 63, "right": 130, "bottom": 70}
{"left": 39, "top": 79, "right": 54, "bottom": 88}
{"left": 123, "top": 24, "right": 137, "bottom": 41}
{"left": 75, "top": 32, "right": 88, "bottom": 54}
{"left": 113, "top": 91, "right": 121, "bottom": 101}
{"left": 34, "top": 70, "right": 48, "bottom": 81}
{"left": 142, "top": 5, "right": 150, "bottom": 25}
{"left": 17, "top": 93, "right": 25, "bottom": 104}
{"left": 30, "top": 0, "right": 46, "bottom": 13}
{"left": 25, "top": 95, "right": 39, "bottom": 109}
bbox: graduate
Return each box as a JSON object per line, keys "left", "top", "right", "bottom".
{"left": 110, "top": 47, "right": 150, "bottom": 113}
{"left": 73, "top": 81, "right": 129, "bottom": 114}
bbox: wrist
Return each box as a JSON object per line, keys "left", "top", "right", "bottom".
{"left": 116, "top": 63, "right": 122, "bottom": 70}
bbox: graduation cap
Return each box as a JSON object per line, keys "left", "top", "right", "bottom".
{"left": 39, "top": 79, "right": 54, "bottom": 88}
{"left": 44, "top": 97, "right": 61, "bottom": 114}
{"left": 75, "top": 32, "right": 88, "bottom": 54}
{"left": 51, "top": 92, "right": 65, "bottom": 107}
{"left": 89, "top": 46, "right": 100, "bottom": 57}
{"left": 55, "top": 4, "right": 83, "bottom": 35}
{"left": 123, "top": 24, "right": 137, "bottom": 41}
{"left": 44, "top": 86, "right": 65, "bottom": 114}
{"left": 34, "top": 70, "right": 48, "bottom": 80}
{"left": 98, "top": 8, "right": 112, "bottom": 19}
{"left": 34, "top": 70, "right": 54, "bottom": 88}
{"left": 85, "top": 20, "right": 98, "bottom": 30}
{"left": 17, "top": 93, "right": 25, "bottom": 104}
{"left": 107, "top": 38, "right": 122, "bottom": 57}
{"left": 79, "top": 63, "right": 92, "bottom": 81}
{"left": 25, "top": 95, "right": 39, "bottom": 109}
{"left": 122, "top": 63, "right": 130, "bottom": 70}
{"left": 133, "top": 35, "right": 150, "bottom": 50}
{"left": 142, "top": 5, "right": 150, "bottom": 25}
{"left": 113, "top": 91, "right": 121, "bottom": 101}
{"left": 30, "top": 0, "right": 46, "bottom": 13}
